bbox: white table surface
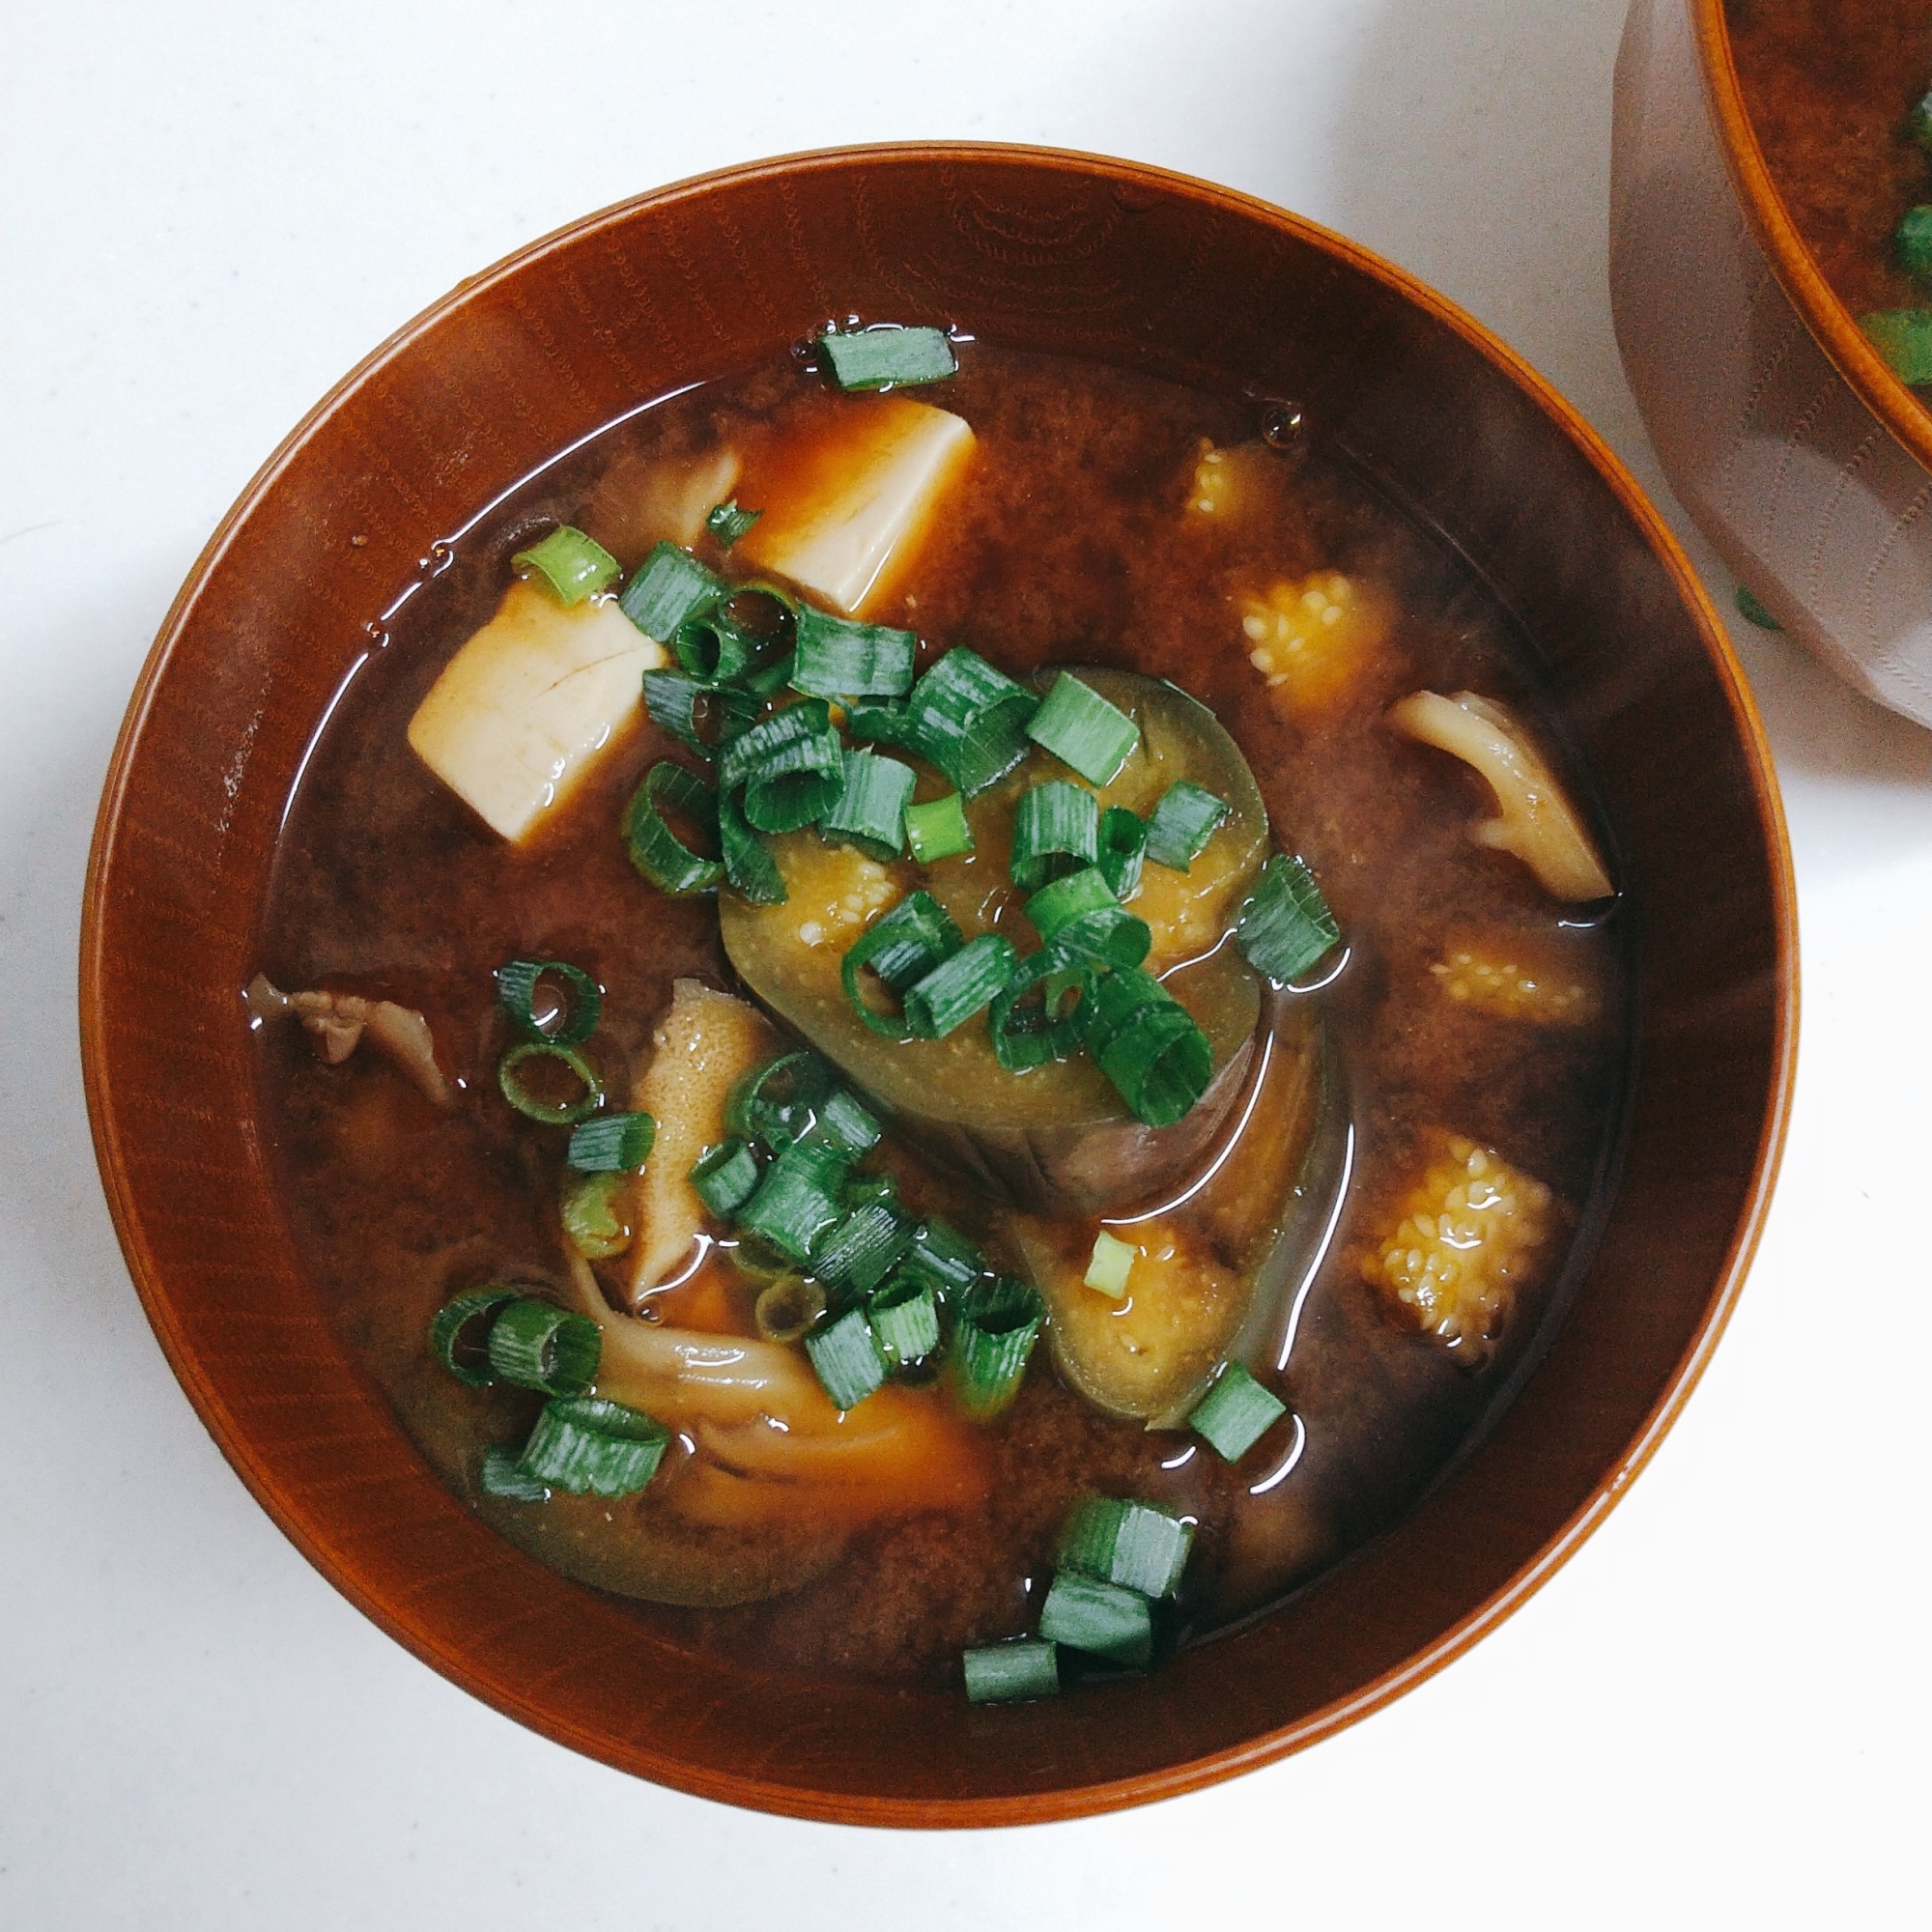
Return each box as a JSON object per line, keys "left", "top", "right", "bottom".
{"left": 4, "top": 1, "right": 1923, "bottom": 1924}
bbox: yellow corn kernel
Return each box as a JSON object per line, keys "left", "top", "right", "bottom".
{"left": 1430, "top": 941, "right": 1601, "bottom": 1026}
{"left": 1358, "top": 1134, "right": 1554, "bottom": 1355}
{"left": 1238, "top": 571, "right": 1389, "bottom": 710}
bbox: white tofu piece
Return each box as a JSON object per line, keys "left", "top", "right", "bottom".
{"left": 407, "top": 581, "right": 665, "bottom": 842}
{"left": 734, "top": 397, "right": 975, "bottom": 615}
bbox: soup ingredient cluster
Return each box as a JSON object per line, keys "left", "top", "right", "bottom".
{"left": 1431, "top": 943, "right": 1600, "bottom": 1026}
{"left": 1359, "top": 1134, "right": 1555, "bottom": 1354}
{"left": 1238, "top": 571, "right": 1389, "bottom": 710}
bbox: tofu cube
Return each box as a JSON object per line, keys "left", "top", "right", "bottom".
{"left": 734, "top": 397, "right": 975, "bottom": 615}
{"left": 407, "top": 582, "right": 665, "bottom": 842}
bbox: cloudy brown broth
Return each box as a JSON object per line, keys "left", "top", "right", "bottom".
{"left": 254, "top": 343, "right": 1628, "bottom": 1687}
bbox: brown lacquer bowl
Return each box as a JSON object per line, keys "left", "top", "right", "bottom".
{"left": 81, "top": 145, "right": 1795, "bottom": 1825}
{"left": 1612, "top": 0, "right": 1932, "bottom": 724}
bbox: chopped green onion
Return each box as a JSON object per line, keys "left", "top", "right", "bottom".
{"left": 561, "top": 1171, "right": 634, "bottom": 1261}
{"left": 485, "top": 1297, "right": 602, "bottom": 1397}
{"left": 1144, "top": 781, "right": 1231, "bottom": 870}
{"left": 906, "top": 648, "right": 1039, "bottom": 797}
{"left": 1912, "top": 87, "right": 1932, "bottom": 154}
{"left": 1009, "top": 781, "right": 1100, "bottom": 893}
{"left": 901, "top": 1217, "right": 985, "bottom": 1300}
{"left": 706, "top": 498, "right": 762, "bottom": 546}
{"left": 720, "top": 698, "right": 846, "bottom": 833}
{"left": 518, "top": 1396, "right": 668, "bottom": 1496}
{"left": 718, "top": 786, "right": 786, "bottom": 903}
{"left": 790, "top": 606, "right": 918, "bottom": 698}
{"left": 1058, "top": 1495, "right": 1193, "bottom": 1599}
{"left": 567, "top": 1111, "right": 655, "bottom": 1172}
{"left": 804, "top": 1307, "right": 890, "bottom": 1410}
{"left": 1024, "top": 866, "right": 1117, "bottom": 943}
{"left": 808, "top": 1086, "right": 883, "bottom": 1156}
{"left": 1735, "top": 586, "right": 1783, "bottom": 632}
{"left": 619, "top": 540, "right": 727, "bottom": 641}
{"left": 819, "top": 750, "right": 914, "bottom": 861}
{"left": 743, "top": 648, "right": 799, "bottom": 697}
{"left": 1896, "top": 207, "right": 1932, "bottom": 283}
{"left": 495, "top": 958, "right": 601, "bottom": 1044}
{"left": 844, "top": 697, "right": 923, "bottom": 753}
{"left": 816, "top": 324, "right": 958, "bottom": 390}
{"left": 1859, "top": 308, "right": 1932, "bottom": 384}
{"left": 1046, "top": 904, "right": 1151, "bottom": 973}
{"left": 963, "top": 1638, "right": 1061, "bottom": 1704}
{"left": 622, "top": 762, "right": 724, "bottom": 895}
{"left": 903, "top": 932, "right": 1016, "bottom": 1038}
{"left": 1025, "top": 672, "right": 1140, "bottom": 785}
{"left": 429, "top": 1285, "right": 521, "bottom": 1387}
{"left": 1096, "top": 806, "right": 1146, "bottom": 899}
{"left": 952, "top": 1275, "right": 1043, "bottom": 1419}
{"left": 726, "top": 1051, "right": 834, "bottom": 1151}
{"left": 868, "top": 1274, "right": 940, "bottom": 1365}
{"left": 512, "top": 525, "right": 619, "bottom": 606}
{"left": 843, "top": 1170, "right": 899, "bottom": 1212}
{"left": 987, "top": 947, "right": 1090, "bottom": 1072}
{"left": 840, "top": 892, "right": 963, "bottom": 1038}
{"left": 1236, "top": 853, "right": 1341, "bottom": 983}
{"left": 670, "top": 612, "right": 758, "bottom": 683}
{"left": 903, "top": 791, "right": 973, "bottom": 864}
{"left": 753, "top": 1276, "right": 826, "bottom": 1343}
{"left": 1083, "top": 1230, "right": 1136, "bottom": 1298}
{"left": 497, "top": 1040, "right": 604, "bottom": 1124}
{"left": 735, "top": 1138, "right": 850, "bottom": 1263}
{"left": 1187, "top": 1361, "right": 1288, "bottom": 1463}
{"left": 642, "top": 668, "right": 758, "bottom": 753}
{"left": 1082, "top": 969, "right": 1212, "bottom": 1126}
{"left": 811, "top": 1202, "right": 914, "bottom": 1301}
{"left": 1037, "top": 1571, "right": 1153, "bottom": 1670}
{"left": 480, "top": 1444, "right": 550, "bottom": 1501}
{"left": 690, "top": 1137, "right": 761, "bottom": 1217}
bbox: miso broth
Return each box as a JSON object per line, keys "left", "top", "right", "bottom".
{"left": 253, "top": 337, "right": 1629, "bottom": 1690}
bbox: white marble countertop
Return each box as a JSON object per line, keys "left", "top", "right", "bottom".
{"left": 4, "top": 1, "right": 1922, "bottom": 1924}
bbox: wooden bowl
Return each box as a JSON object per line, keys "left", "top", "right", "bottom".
{"left": 81, "top": 144, "right": 1795, "bottom": 1825}
{"left": 1611, "top": 0, "right": 1932, "bottom": 724}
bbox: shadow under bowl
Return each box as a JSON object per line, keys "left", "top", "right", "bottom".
{"left": 81, "top": 142, "right": 1795, "bottom": 1825}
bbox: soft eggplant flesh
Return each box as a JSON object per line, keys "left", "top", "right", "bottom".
{"left": 719, "top": 669, "right": 1269, "bottom": 1213}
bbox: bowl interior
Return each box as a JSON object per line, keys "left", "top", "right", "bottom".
{"left": 82, "top": 145, "right": 1793, "bottom": 1825}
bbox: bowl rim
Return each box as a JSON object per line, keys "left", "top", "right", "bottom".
{"left": 80, "top": 139, "right": 1799, "bottom": 1822}
{"left": 1693, "top": 0, "right": 1932, "bottom": 476}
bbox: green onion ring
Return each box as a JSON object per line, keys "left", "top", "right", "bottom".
{"left": 988, "top": 948, "right": 1092, "bottom": 1071}
{"left": 497, "top": 1040, "right": 604, "bottom": 1124}
{"left": 494, "top": 958, "right": 601, "bottom": 1043}
{"left": 429, "top": 1285, "right": 522, "bottom": 1387}
{"left": 485, "top": 1296, "right": 603, "bottom": 1397}
{"left": 623, "top": 762, "right": 724, "bottom": 895}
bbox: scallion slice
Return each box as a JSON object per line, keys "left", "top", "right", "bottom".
{"left": 868, "top": 1274, "right": 940, "bottom": 1366}
{"left": 963, "top": 1639, "right": 1061, "bottom": 1704}
{"left": 1025, "top": 672, "right": 1140, "bottom": 785}
{"left": 906, "top": 648, "right": 1039, "bottom": 797}
{"left": 720, "top": 698, "right": 846, "bottom": 833}
{"left": 1144, "top": 781, "right": 1231, "bottom": 871}
{"left": 718, "top": 786, "right": 786, "bottom": 904}
{"left": 1024, "top": 866, "right": 1116, "bottom": 943}
{"left": 811, "top": 1202, "right": 915, "bottom": 1301}
{"left": 495, "top": 958, "right": 601, "bottom": 1044}
{"left": 903, "top": 932, "right": 1016, "bottom": 1038}
{"left": 430, "top": 1285, "right": 521, "bottom": 1387}
{"left": 485, "top": 1297, "right": 602, "bottom": 1397}
{"left": 619, "top": 539, "right": 727, "bottom": 641}
{"left": 1897, "top": 207, "right": 1932, "bottom": 284}
{"left": 844, "top": 697, "right": 924, "bottom": 755}
{"left": 726, "top": 1051, "right": 834, "bottom": 1152}
{"left": 1058, "top": 1495, "right": 1193, "bottom": 1599}
{"left": 819, "top": 750, "right": 914, "bottom": 861}
{"left": 497, "top": 1040, "right": 604, "bottom": 1124}
{"left": 690, "top": 1137, "right": 761, "bottom": 1217}
{"left": 952, "top": 1274, "right": 1044, "bottom": 1419}
{"left": 1037, "top": 1571, "right": 1153, "bottom": 1670}
{"left": 1861, "top": 307, "right": 1932, "bottom": 384}
{"left": 671, "top": 611, "right": 758, "bottom": 684}
{"left": 567, "top": 1111, "right": 656, "bottom": 1173}
{"left": 1045, "top": 904, "right": 1151, "bottom": 973}
{"left": 561, "top": 1171, "right": 634, "bottom": 1261}
{"left": 903, "top": 791, "right": 973, "bottom": 865}
{"left": 1083, "top": 1230, "right": 1136, "bottom": 1299}
{"left": 901, "top": 1216, "right": 985, "bottom": 1300}
{"left": 1096, "top": 806, "right": 1146, "bottom": 899}
{"left": 1236, "top": 853, "right": 1341, "bottom": 983}
{"left": 808, "top": 1085, "right": 883, "bottom": 1156}
{"left": 480, "top": 1445, "right": 549, "bottom": 1502}
{"left": 518, "top": 1396, "right": 668, "bottom": 1497}
{"left": 1081, "top": 969, "right": 1212, "bottom": 1126}
{"left": 1009, "top": 781, "right": 1100, "bottom": 894}
{"left": 512, "top": 525, "right": 619, "bottom": 606}
{"left": 790, "top": 605, "right": 918, "bottom": 699}
{"left": 804, "top": 1307, "right": 889, "bottom": 1410}
{"left": 623, "top": 762, "right": 724, "bottom": 895}
{"left": 1187, "top": 1361, "right": 1288, "bottom": 1463}
{"left": 753, "top": 1276, "right": 826, "bottom": 1343}
{"left": 987, "top": 947, "right": 1090, "bottom": 1072}
{"left": 840, "top": 892, "right": 963, "bottom": 1038}
{"left": 642, "top": 668, "right": 758, "bottom": 753}
{"left": 843, "top": 1170, "right": 900, "bottom": 1213}
{"left": 705, "top": 498, "right": 762, "bottom": 547}
{"left": 816, "top": 324, "right": 957, "bottom": 391}
{"left": 735, "top": 1138, "right": 850, "bottom": 1263}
